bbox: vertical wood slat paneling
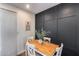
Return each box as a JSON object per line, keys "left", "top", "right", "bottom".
{"left": 35, "top": 3, "right": 79, "bottom": 55}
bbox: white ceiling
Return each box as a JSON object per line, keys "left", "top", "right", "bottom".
{"left": 8, "top": 3, "right": 60, "bottom": 14}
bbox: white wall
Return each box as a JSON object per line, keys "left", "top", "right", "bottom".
{"left": 17, "top": 9, "right": 35, "bottom": 53}
{"left": 0, "top": 4, "right": 35, "bottom": 54}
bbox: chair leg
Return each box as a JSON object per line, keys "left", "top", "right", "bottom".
{"left": 25, "top": 50, "right": 28, "bottom": 56}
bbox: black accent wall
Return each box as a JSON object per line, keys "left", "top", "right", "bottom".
{"left": 35, "top": 3, "right": 79, "bottom": 56}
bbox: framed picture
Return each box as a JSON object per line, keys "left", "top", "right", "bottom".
{"left": 26, "top": 21, "right": 30, "bottom": 31}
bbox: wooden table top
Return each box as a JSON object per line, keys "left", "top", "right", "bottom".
{"left": 27, "top": 39, "right": 59, "bottom": 56}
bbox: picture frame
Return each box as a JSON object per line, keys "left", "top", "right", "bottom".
{"left": 26, "top": 21, "right": 30, "bottom": 31}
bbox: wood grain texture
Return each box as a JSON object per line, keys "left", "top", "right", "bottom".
{"left": 27, "top": 39, "right": 59, "bottom": 56}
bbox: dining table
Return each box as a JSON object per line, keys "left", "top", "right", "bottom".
{"left": 26, "top": 39, "right": 59, "bottom": 56}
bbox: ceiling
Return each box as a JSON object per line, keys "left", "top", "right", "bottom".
{"left": 8, "top": 3, "right": 60, "bottom": 14}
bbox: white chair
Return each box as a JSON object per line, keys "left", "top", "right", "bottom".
{"left": 27, "top": 44, "right": 35, "bottom": 56}
{"left": 43, "top": 37, "right": 51, "bottom": 43}
{"left": 55, "top": 43, "right": 63, "bottom": 56}
{"left": 25, "top": 40, "right": 30, "bottom": 56}
{"left": 25, "top": 44, "right": 28, "bottom": 56}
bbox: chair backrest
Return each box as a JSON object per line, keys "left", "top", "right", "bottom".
{"left": 55, "top": 43, "right": 63, "bottom": 56}
{"left": 25, "top": 44, "right": 28, "bottom": 56}
{"left": 43, "top": 37, "right": 51, "bottom": 43}
{"left": 27, "top": 44, "right": 35, "bottom": 56}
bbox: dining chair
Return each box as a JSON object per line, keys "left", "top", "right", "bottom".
{"left": 25, "top": 44, "right": 28, "bottom": 56}
{"left": 25, "top": 40, "right": 29, "bottom": 56}
{"left": 55, "top": 43, "right": 63, "bottom": 56}
{"left": 43, "top": 37, "right": 51, "bottom": 43}
{"left": 24, "top": 36, "right": 34, "bottom": 51}
{"left": 27, "top": 44, "right": 36, "bottom": 56}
